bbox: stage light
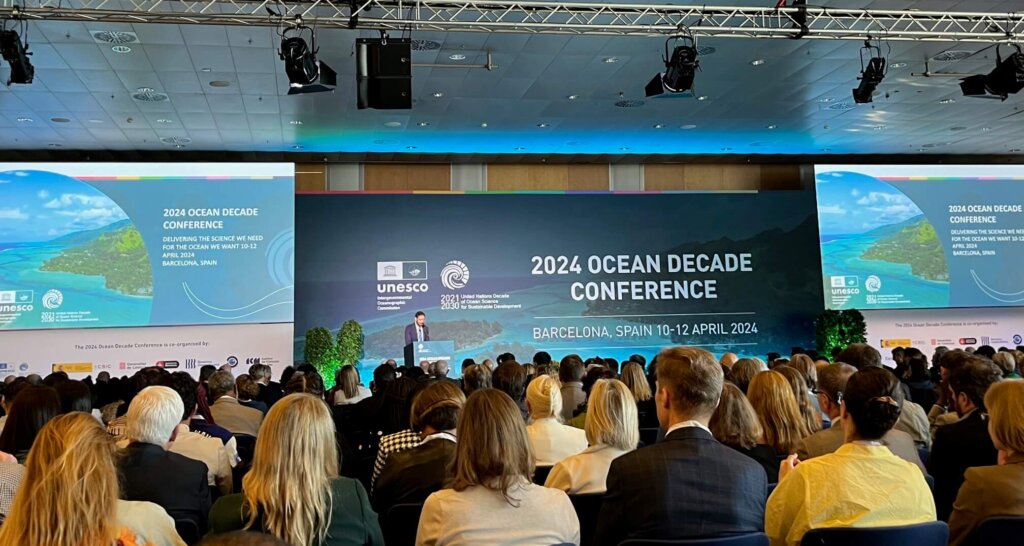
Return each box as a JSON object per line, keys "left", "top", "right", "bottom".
{"left": 960, "top": 44, "right": 1024, "bottom": 101}
{"left": 852, "top": 41, "right": 886, "bottom": 104}
{"left": 645, "top": 31, "right": 700, "bottom": 97}
{"left": 1, "top": 28, "right": 34, "bottom": 86}
{"left": 278, "top": 22, "right": 336, "bottom": 95}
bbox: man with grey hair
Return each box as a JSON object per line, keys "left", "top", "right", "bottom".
{"left": 248, "top": 363, "right": 283, "bottom": 408}
{"left": 117, "top": 385, "right": 211, "bottom": 531}
{"left": 209, "top": 370, "right": 263, "bottom": 437}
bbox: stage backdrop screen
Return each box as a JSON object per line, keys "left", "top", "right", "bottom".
{"left": 295, "top": 192, "right": 823, "bottom": 371}
{"left": 816, "top": 165, "right": 1024, "bottom": 311}
{"left": 0, "top": 163, "right": 295, "bottom": 330}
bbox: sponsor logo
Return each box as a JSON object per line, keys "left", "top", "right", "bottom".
{"left": 377, "top": 261, "right": 429, "bottom": 281}
{"left": 959, "top": 337, "right": 978, "bottom": 346}
{"left": 440, "top": 260, "right": 470, "bottom": 290}
{"left": 52, "top": 362, "right": 93, "bottom": 374}
{"left": 226, "top": 356, "right": 239, "bottom": 367}
{"left": 0, "top": 290, "right": 32, "bottom": 304}
{"left": 118, "top": 361, "right": 148, "bottom": 370}
{"left": 185, "top": 359, "right": 198, "bottom": 370}
{"left": 42, "top": 289, "right": 63, "bottom": 310}
{"left": 1014, "top": 335, "right": 1023, "bottom": 345}
{"left": 246, "top": 357, "right": 261, "bottom": 365}
{"left": 0, "top": 363, "right": 7, "bottom": 370}
{"left": 18, "top": 363, "right": 29, "bottom": 372}
{"left": 830, "top": 276, "right": 859, "bottom": 288}
{"left": 880, "top": 338, "right": 912, "bottom": 348}
{"left": 95, "top": 363, "right": 113, "bottom": 370}
{"left": 982, "top": 336, "right": 991, "bottom": 345}
{"left": 155, "top": 360, "right": 180, "bottom": 369}
{"left": 865, "top": 275, "right": 882, "bottom": 293}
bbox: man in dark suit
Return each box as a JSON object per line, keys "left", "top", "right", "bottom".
{"left": 248, "top": 363, "right": 283, "bottom": 408}
{"left": 927, "top": 357, "right": 1001, "bottom": 521}
{"left": 404, "top": 311, "right": 430, "bottom": 346}
{"left": 117, "top": 385, "right": 212, "bottom": 530}
{"left": 594, "top": 346, "right": 768, "bottom": 546}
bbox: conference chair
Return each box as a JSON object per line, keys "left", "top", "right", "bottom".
{"left": 924, "top": 474, "right": 935, "bottom": 491}
{"left": 766, "top": 483, "right": 778, "bottom": 498}
{"left": 533, "top": 465, "right": 553, "bottom": 485}
{"left": 966, "top": 516, "right": 1024, "bottom": 546}
{"left": 799, "top": 521, "right": 948, "bottom": 546}
{"left": 173, "top": 518, "right": 200, "bottom": 546}
{"left": 918, "top": 447, "right": 930, "bottom": 466}
{"left": 569, "top": 493, "right": 604, "bottom": 546}
{"left": 619, "top": 533, "right": 768, "bottom": 545}
{"left": 385, "top": 503, "right": 424, "bottom": 546}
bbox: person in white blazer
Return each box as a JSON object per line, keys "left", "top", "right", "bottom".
{"left": 546, "top": 379, "right": 639, "bottom": 494}
{"left": 525, "top": 375, "right": 588, "bottom": 466}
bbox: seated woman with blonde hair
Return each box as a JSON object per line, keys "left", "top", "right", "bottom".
{"left": 416, "top": 389, "right": 579, "bottom": 545}
{"left": 0, "top": 412, "right": 184, "bottom": 546}
{"left": 747, "top": 370, "right": 810, "bottom": 457}
{"left": 546, "top": 378, "right": 639, "bottom": 494}
{"left": 525, "top": 375, "right": 588, "bottom": 466}
{"left": 208, "top": 393, "right": 383, "bottom": 546}
{"left": 948, "top": 379, "right": 1024, "bottom": 546}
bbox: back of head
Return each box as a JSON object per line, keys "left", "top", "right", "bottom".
{"left": 0, "top": 412, "right": 119, "bottom": 546}
{"left": 411, "top": 381, "right": 466, "bottom": 433}
{"left": 559, "top": 355, "right": 585, "bottom": 383}
{"left": 372, "top": 363, "right": 397, "bottom": 392}
{"left": 602, "top": 358, "right": 620, "bottom": 375}
{"left": 462, "top": 364, "right": 492, "bottom": 396}
{"left": 949, "top": 357, "right": 1002, "bottom": 410}
{"left": 620, "top": 362, "right": 652, "bottom": 402}
{"left": 939, "top": 349, "right": 974, "bottom": 372}
{"left": 168, "top": 372, "right": 199, "bottom": 422}
{"left": 585, "top": 379, "right": 638, "bottom": 451}
{"left": 340, "top": 365, "right": 360, "bottom": 398}
{"left": 244, "top": 393, "right": 338, "bottom": 546}
{"left": 248, "top": 363, "right": 272, "bottom": 383}
{"left": 992, "top": 351, "right": 1016, "bottom": 377}
{"left": 975, "top": 345, "right": 997, "bottom": 359}
{"left": 789, "top": 354, "right": 817, "bottom": 389}
{"left": 835, "top": 343, "right": 882, "bottom": 370}
{"left": 907, "top": 352, "right": 931, "bottom": 380}
{"left": 984, "top": 380, "right": 1024, "bottom": 455}
{"left": 747, "top": 370, "right": 808, "bottom": 453}
{"left": 55, "top": 380, "right": 92, "bottom": 414}
{"left": 0, "top": 378, "right": 29, "bottom": 406}
{"left": 720, "top": 352, "right": 738, "bottom": 369}
{"left": 285, "top": 371, "right": 325, "bottom": 399}
{"left": 497, "top": 353, "right": 516, "bottom": 365}
{"left": 817, "top": 363, "right": 858, "bottom": 404}
{"left": 235, "top": 374, "right": 260, "bottom": 401}
{"left": 709, "top": 382, "right": 763, "bottom": 450}
{"left": 0, "top": 385, "right": 61, "bottom": 455}
{"left": 451, "top": 389, "right": 533, "bottom": 504}
{"left": 207, "top": 370, "right": 237, "bottom": 400}
{"left": 526, "top": 374, "right": 562, "bottom": 420}
{"left": 843, "top": 367, "right": 904, "bottom": 440}
{"left": 199, "top": 365, "right": 217, "bottom": 383}
{"left": 628, "top": 354, "right": 647, "bottom": 370}
{"left": 380, "top": 376, "right": 424, "bottom": 433}
{"left": 126, "top": 386, "right": 184, "bottom": 446}
{"left": 532, "top": 351, "right": 552, "bottom": 366}
{"left": 731, "top": 358, "right": 766, "bottom": 394}
{"left": 493, "top": 362, "right": 528, "bottom": 402}
{"left": 655, "top": 346, "right": 723, "bottom": 421}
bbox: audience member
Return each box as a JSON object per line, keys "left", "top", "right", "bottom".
{"left": 948, "top": 379, "right": 1024, "bottom": 546}
{"left": 371, "top": 377, "right": 427, "bottom": 487}
{"left": 974, "top": 345, "right": 996, "bottom": 359}
{"left": 0, "top": 378, "right": 29, "bottom": 435}
{"left": 461, "top": 364, "right": 492, "bottom": 397}
{"left": 199, "top": 365, "right": 217, "bottom": 385}
{"left": 788, "top": 354, "right": 824, "bottom": 423}
{"left": 118, "top": 386, "right": 212, "bottom": 531}
{"left": 374, "top": 382, "right": 465, "bottom": 525}
{"left": 0, "top": 385, "right": 60, "bottom": 463}
{"left": 533, "top": 351, "right": 552, "bottom": 367}
{"left": 546, "top": 379, "right": 638, "bottom": 494}
{"left": 775, "top": 365, "right": 823, "bottom": 434}
{"left": 416, "top": 389, "right": 580, "bottom": 545}
{"left": 731, "top": 357, "right": 766, "bottom": 394}
{"left": 525, "top": 375, "right": 587, "bottom": 466}
{"left": 710, "top": 382, "right": 779, "bottom": 482}
{"left": 284, "top": 370, "right": 326, "bottom": 398}
{"left": 492, "top": 361, "right": 529, "bottom": 420}
{"left": 428, "top": 360, "right": 452, "bottom": 381}
{"left": 602, "top": 357, "right": 620, "bottom": 376}
{"left": 54, "top": 379, "right": 93, "bottom": 415}
{"left": 720, "top": 352, "right": 738, "bottom": 370}
{"left": 353, "top": 363, "right": 397, "bottom": 434}
{"left": 235, "top": 374, "right": 269, "bottom": 414}
{"left": 332, "top": 365, "right": 372, "bottom": 406}
{"left": 992, "top": 351, "right": 1017, "bottom": 378}
{"left": 795, "top": 363, "right": 923, "bottom": 471}
{"left": 0, "top": 413, "right": 184, "bottom": 546}
{"left": 558, "top": 355, "right": 587, "bottom": 421}
{"left": 621, "top": 361, "right": 658, "bottom": 429}
{"left": 905, "top": 351, "right": 938, "bottom": 409}
{"left": 594, "top": 347, "right": 768, "bottom": 545}
{"left": 208, "top": 370, "right": 264, "bottom": 437}
{"left": 928, "top": 358, "right": 1001, "bottom": 521}
{"left": 208, "top": 394, "right": 384, "bottom": 545}
{"left": 765, "top": 367, "right": 935, "bottom": 546}
{"left": 747, "top": 371, "right": 809, "bottom": 456}
{"left": 248, "top": 363, "right": 283, "bottom": 408}
{"left": 107, "top": 367, "right": 172, "bottom": 439}
{"left": 166, "top": 372, "right": 234, "bottom": 496}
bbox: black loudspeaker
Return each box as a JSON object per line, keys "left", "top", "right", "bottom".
{"left": 356, "top": 38, "right": 412, "bottom": 110}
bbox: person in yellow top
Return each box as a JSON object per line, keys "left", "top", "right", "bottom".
{"left": 765, "top": 367, "right": 936, "bottom": 546}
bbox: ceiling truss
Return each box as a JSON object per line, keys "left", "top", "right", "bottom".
{"left": 1, "top": 0, "right": 1024, "bottom": 42}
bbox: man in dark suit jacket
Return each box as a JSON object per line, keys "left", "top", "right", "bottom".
{"left": 118, "top": 385, "right": 212, "bottom": 530}
{"left": 249, "top": 363, "right": 283, "bottom": 408}
{"left": 404, "top": 311, "right": 430, "bottom": 345}
{"left": 927, "top": 359, "right": 1001, "bottom": 521}
{"left": 594, "top": 347, "right": 768, "bottom": 546}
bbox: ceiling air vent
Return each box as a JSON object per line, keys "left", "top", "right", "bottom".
{"left": 132, "top": 91, "right": 169, "bottom": 102}
{"left": 160, "top": 136, "right": 192, "bottom": 145}
{"left": 931, "top": 51, "right": 972, "bottom": 62}
{"left": 411, "top": 40, "right": 441, "bottom": 51}
{"left": 615, "top": 99, "right": 645, "bottom": 108}
{"left": 91, "top": 30, "right": 139, "bottom": 44}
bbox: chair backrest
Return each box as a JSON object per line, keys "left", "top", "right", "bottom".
{"left": 619, "top": 533, "right": 768, "bottom": 545}
{"left": 569, "top": 493, "right": 604, "bottom": 546}
{"left": 918, "top": 447, "right": 930, "bottom": 466}
{"left": 799, "top": 521, "right": 948, "bottom": 546}
{"left": 385, "top": 503, "right": 424, "bottom": 546}
{"left": 233, "top": 434, "right": 257, "bottom": 465}
{"left": 968, "top": 516, "right": 1024, "bottom": 546}
{"left": 533, "top": 465, "right": 553, "bottom": 486}
{"left": 924, "top": 474, "right": 935, "bottom": 491}
{"left": 174, "top": 518, "right": 201, "bottom": 546}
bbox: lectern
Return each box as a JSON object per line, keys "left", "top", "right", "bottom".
{"left": 404, "top": 340, "right": 456, "bottom": 368}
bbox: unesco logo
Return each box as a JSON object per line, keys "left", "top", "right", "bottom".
{"left": 42, "top": 289, "right": 63, "bottom": 310}
{"left": 865, "top": 275, "right": 882, "bottom": 293}
{"left": 440, "top": 260, "right": 470, "bottom": 290}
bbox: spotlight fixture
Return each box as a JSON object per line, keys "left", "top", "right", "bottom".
{"left": 645, "top": 29, "right": 700, "bottom": 97}
{"left": 278, "top": 20, "right": 336, "bottom": 95}
{"left": 1, "top": 23, "right": 34, "bottom": 86}
{"left": 960, "top": 44, "right": 1024, "bottom": 101}
{"left": 852, "top": 40, "right": 886, "bottom": 104}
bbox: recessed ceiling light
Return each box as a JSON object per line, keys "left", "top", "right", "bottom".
{"left": 981, "top": 126, "right": 992, "bottom": 131}
{"left": 384, "top": 121, "right": 402, "bottom": 127}
{"left": 721, "top": 147, "right": 732, "bottom": 151}
{"left": 680, "top": 124, "right": 697, "bottom": 130}
{"left": 766, "top": 124, "right": 777, "bottom": 130}
{"left": 48, "top": 143, "right": 63, "bottom": 148}
{"left": 1011, "top": 148, "right": 1022, "bottom": 153}
{"left": 16, "top": 117, "right": 32, "bottom": 123}
{"left": 603, "top": 57, "right": 619, "bottom": 63}
{"left": 406, "top": 146, "right": 417, "bottom": 150}
{"left": 208, "top": 80, "right": 232, "bottom": 88}
{"left": 432, "top": 92, "right": 444, "bottom": 98}
{"left": 87, "top": 119, "right": 103, "bottom": 124}
{"left": 136, "top": 87, "right": 154, "bottom": 93}
{"left": 939, "top": 98, "right": 956, "bottom": 104}
{"left": 50, "top": 117, "right": 70, "bottom": 123}
{"left": 818, "top": 97, "right": 835, "bottom": 103}
{"left": 201, "top": 68, "right": 212, "bottom": 73}
{"left": 417, "top": 122, "right": 430, "bottom": 127}
{"left": 567, "top": 94, "right": 580, "bottom": 100}
{"left": 448, "top": 54, "right": 466, "bottom": 61}
{"left": 480, "top": 122, "right": 488, "bottom": 128}
{"left": 821, "top": 148, "right": 832, "bottom": 152}
{"left": 174, "top": 144, "right": 186, "bottom": 149}
{"left": 750, "top": 59, "right": 767, "bottom": 66}
{"left": 292, "top": 145, "right": 303, "bottom": 150}
{"left": 536, "top": 123, "right": 549, "bottom": 128}
{"left": 696, "top": 95, "right": 708, "bottom": 101}
{"left": 653, "top": 124, "right": 664, "bottom": 129}
{"left": 514, "top": 146, "right": 526, "bottom": 151}
{"left": 888, "top": 62, "right": 908, "bottom": 69}
{"left": 873, "top": 125, "right": 887, "bottom": 130}
{"left": 111, "top": 45, "right": 132, "bottom": 54}
{"left": 620, "top": 147, "right": 630, "bottom": 151}
{"left": 290, "top": 120, "right": 303, "bottom": 125}
{"left": 156, "top": 119, "right": 173, "bottom": 124}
